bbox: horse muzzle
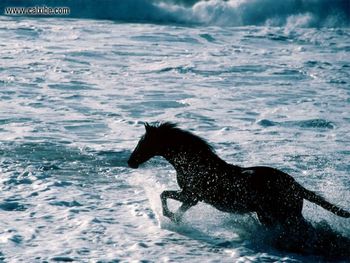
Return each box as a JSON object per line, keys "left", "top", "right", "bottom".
{"left": 127, "top": 159, "right": 139, "bottom": 169}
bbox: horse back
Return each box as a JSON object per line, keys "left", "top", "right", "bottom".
{"left": 241, "top": 166, "right": 299, "bottom": 202}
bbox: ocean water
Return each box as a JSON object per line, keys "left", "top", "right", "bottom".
{"left": 0, "top": 0, "right": 350, "bottom": 262}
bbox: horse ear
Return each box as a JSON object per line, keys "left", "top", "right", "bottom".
{"left": 144, "top": 122, "right": 151, "bottom": 132}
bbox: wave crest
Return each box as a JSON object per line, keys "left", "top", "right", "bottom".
{"left": 1, "top": 0, "right": 349, "bottom": 27}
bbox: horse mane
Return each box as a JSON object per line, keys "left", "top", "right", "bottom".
{"left": 146, "top": 122, "right": 214, "bottom": 153}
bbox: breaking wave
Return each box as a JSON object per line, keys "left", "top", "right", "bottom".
{"left": 1, "top": 0, "right": 350, "bottom": 27}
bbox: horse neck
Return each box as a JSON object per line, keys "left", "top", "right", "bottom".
{"left": 161, "top": 144, "right": 225, "bottom": 173}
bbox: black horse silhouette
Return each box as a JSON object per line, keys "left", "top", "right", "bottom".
{"left": 128, "top": 122, "right": 349, "bottom": 230}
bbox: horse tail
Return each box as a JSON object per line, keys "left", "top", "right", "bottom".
{"left": 297, "top": 184, "right": 350, "bottom": 218}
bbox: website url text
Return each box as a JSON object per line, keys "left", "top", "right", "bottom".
{"left": 4, "top": 6, "right": 70, "bottom": 16}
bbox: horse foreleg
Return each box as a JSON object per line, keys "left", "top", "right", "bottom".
{"left": 160, "top": 190, "right": 197, "bottom": 222}
{"left": 173, "top": 201, "right": 197, "bottom": 223}
{"left": 160, "top": 190, "right": 177, "bottom": 220}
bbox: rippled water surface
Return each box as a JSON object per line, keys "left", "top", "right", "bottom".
{"left": 0, "top": 16, "right": 349, "bottom": 262}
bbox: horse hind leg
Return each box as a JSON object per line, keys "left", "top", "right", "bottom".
{"left": 257, "top": 208, "right": 310, "bottom": 233}
{"left": 256, "top": 211, "right": 276, "bottom": 228}
{"left": 256, "top": 197, "right": 307, "bottom": 230}
{"left": 281, "top": 199, "right": 311, "bottom": 232}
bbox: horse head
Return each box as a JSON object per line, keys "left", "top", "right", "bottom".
{"left": 127, "top": 122, "right": 164, "bottom": 168}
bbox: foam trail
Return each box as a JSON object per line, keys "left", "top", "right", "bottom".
{"left": 1, "top": 0, "right": 349, "bottom": 27}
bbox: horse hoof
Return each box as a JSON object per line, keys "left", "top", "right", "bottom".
{"left": 173, "top": 215, "right": 182, "bottom": 224}
{"left": 163, "top": 212, "right": 182, "bottom": 224}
